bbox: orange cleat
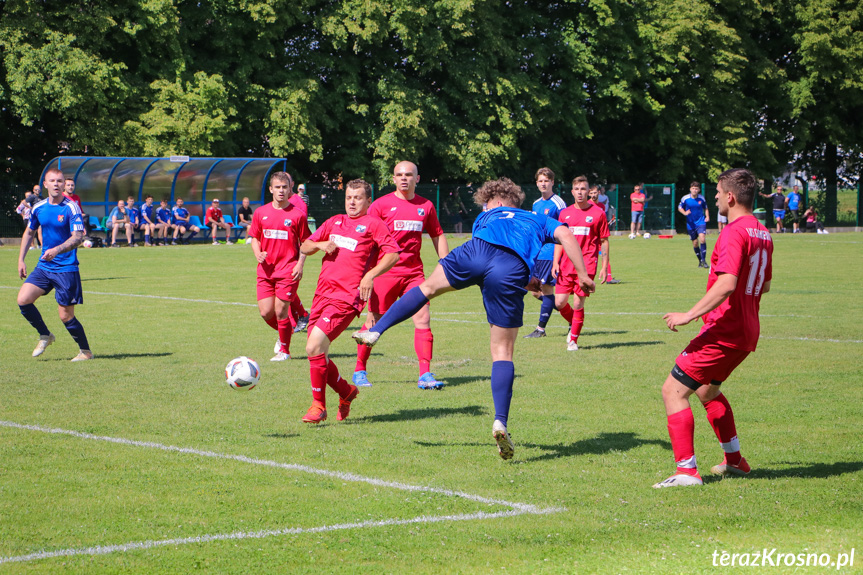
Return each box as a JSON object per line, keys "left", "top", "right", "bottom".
{"left": 711, "top": 456, "right": 751, "bottom": 477}
{"left": 302, "top": 402, "right": 327, "bottom": 424}
{"left": 337, "top": 385, "right": 359, "bottom": 421}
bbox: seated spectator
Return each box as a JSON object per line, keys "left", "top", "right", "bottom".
{"left": 236, "top": 196, "right": 253, "bottom": 240}
{"left": 156, "top": 199, "right": 173, "bottom": 245}
{"left": 803, "top": 206, "right": 828, "bottom": 234}
{"left": 64, "top": 179, "right": 90, "bottom": 234}
{"left": 139, "top": 194, "right": 159, "bottom": 246}
{"left": 127, "top": 196, "right": 143, "bottom": 243}
{"left": 205, "top": 198, "right": 233, "bottom": 244}
{"left": 108, "top": 200, "right": 134, "bottom": 247}
{"left": 171, "top": 198, "right": 199, "bottom": 245}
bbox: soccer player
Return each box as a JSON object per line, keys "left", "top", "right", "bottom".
{"left": 654, "top": 168, "right": 773, "bottom": 488}
{"left": 205, "top": 198, "right": 234, "bottom": 244}
{"left": 17, "top": 168, "right": 92, "bottom": 361}
{"left": 250, "top": 172, "right": 312, "bottom": 362}
{"left": 63, "top": 178, "right": 89, "bottom": 234}
{"left": 786, "top": 185, "right": 802, "bottom": 233}
{"left": 524, "top": 167, "right": 567, "bottom": 339}
{"left": 353, "top": 178, "right": 595, "bottom": 459}
{"left": 299, "top": 179, "right": 400, "bottom": 424}
{"left": 139, "top": 195, "right": 159, "bottom": 246}
{"left": 678, "top": 182, "right": 710, "bottom": 268}
{"left": 553, "top": 176, "right": 610, "bottom": 351}
{"left": 126, "top": 196, "right": 142, "bottom": 245}
{"left": 352, "top": 161, "right": 449, "bottom": 389}
{"left": 156, "top": 199, "right": 173, "bottom": 245}
{"left": 286, "top": 181, "right": 311, "bottom": 334}
{"left": 171, "top": 198, "right": 200, "bottom": 244}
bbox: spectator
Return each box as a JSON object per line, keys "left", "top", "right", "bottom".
{"left": 171, "top": 198, "right": 199, "bottom": 245}
{"left": 205, "top": 198, "right": 234, "bottom": 244}
{"left": 236, "top": 196, "right": 253, "bottom": 240}
{"left": 16, "top": 194, "right": 41, "bottom": 249}
{"left": 297, "top": 184, "right": 310, "bottom": 211}
{"left": 28, "top": 185, "right": 44, "bottom": 247}
{"left": 156, "top": 199, "right": 174, "bottom": 245}
{"left": 786, "top": 185, "right": 802, "bottom": 233}
{"left": 63, "top": 179, "right": 90, "bottom": 235}
{"left": 589, "top": 186, "right": 620, "bottom": 284}
{"left": 759, "top": 185, "right": 786, "bottom": 233}
{"left": 108, "top": 200, "right": 133, "bottom": 247}
{"left": 630, "top": 183, "right": 646, "bottom": 237}
{"left": 126, "top": 196, "right": 142, "bottom": 243}
{"left": 139, "top": 194, "right": 159, "bottom": 246}
{"left": 803, "top": 206, "right": 827, "bottom": 234}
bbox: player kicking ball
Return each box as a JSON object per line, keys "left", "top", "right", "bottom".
{"left": 353, "top": 178, "right": 594, "bottom": 459}
{"left": 654, "top": 168, "right": 773, "bottom": 488}
{"left": 552, "top": 176, "right": 610, "bottom": 351}
{"left": 299, "top": 179, "right": 400, "bottom": 424}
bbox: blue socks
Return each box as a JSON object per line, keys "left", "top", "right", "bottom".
{"left": 694, "top": 246, "right": 701, "bottom": 260}
{"left": 63, "top": 317, "right": 90, "bottom": 351}
{"left": 491, "top": 361, "right": 515, "bottom": 427}
{"left": 538, "top": 294, "right": 555, "bottom": 329}
{"left": 370, "top": 286, "right": 429, "bottom": 335}
{"left": 20, "top": 304, "right": 50, "bottom": 336}
{"left": 699, "top": 243, "right": 707, "bottom": 261}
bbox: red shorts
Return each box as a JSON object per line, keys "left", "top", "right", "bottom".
{"left": 555, "top": 272, "right": 595, "bottom": 298}
{"left": 256, "top": 276, "right": 300, "bottom": 302}
{"left": 308, "top": 296, "right": 361, "bottom": 342}
{"left": 369, "top": 272, "right": 425, "bottom": 314}
{"left": 674, "top": 335, "right": 751, "bottom": 387}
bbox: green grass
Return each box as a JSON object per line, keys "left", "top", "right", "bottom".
{"left": 1, "top": 233, "right": 861, "bottom": 574}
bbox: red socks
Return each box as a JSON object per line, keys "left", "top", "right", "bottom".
{"left": 327, "top": 359, "right": 352, "bottom": 397}
{"left": 355, "top": 343, "right": 372, "bottom": 372}
{"left": 290, "top": 297, "right": 307, "bottom": 320}
{"left": 264, "top": 315, "right": 278, "bottom": 331}
{"left": 309, "top": 354, "right": 328, "bottom": 405}
{"left": 569, "top": 308, "right": 585, "bottom": 343}
{"left": 277, "top": 317, "right": 293, "bottom": 354}
{"left": 558, "top": 303, "right": 574, "bottom": 324}
{"left": 667, "top": 408, "right": 699, "bottom": 477}
{"left": 414, "top": 328, "right": 433, "bottom": 375}
{"left": 704, "top": 393, "right": 741, "bottom": 465}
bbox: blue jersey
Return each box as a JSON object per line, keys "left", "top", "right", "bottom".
{"left": 787, "top": 192, "right": 800, "bottom": 210}
{"left": 172, "top": 206, "right": 189, "bottom": 223}
{"left": 141, "top": 203, "right": 154, "bottom": 223}
{"left": 472, "top": 207, "right": 563, "bottom": 270}
{"left": 531, "top": 194, "right": 566, "bottom": 260}
{"left": 679, "top": 195, "right": 708, "bottom": 227}
{"left": 127, "top": 206, "right": 140, "bottom": 224}
{"left": 108, "top": 206, "right": 127, "bottom": 222}
{"left": 28, "top": 198, "right": 84, "bottom": 273}
{"left": 157, "top": 207, "right": 172, "bottom": 223}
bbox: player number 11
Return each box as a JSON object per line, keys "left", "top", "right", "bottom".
{"left": 745, "top": 248, "right": 768, "bottom": 296}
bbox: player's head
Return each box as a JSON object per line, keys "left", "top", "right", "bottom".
{"left": 43, "top": 169, "right": 64, "bottom": 197}
{"left": 127, "top": 195, "right": 136, "bottom": 206}
{"left": 474, "top": 177, "right": 524, "bottom": 209}
{"left": 690, "top": 181, "right": 700, "bottom": 195}
{"left": 242, "top": 196, "right": 250, "bottom": 206}
{"left": 176, "top": 198, "right": 184, "bottom": 207}
{"left": 64, "top": 178, "right": 75, "bottom": 194}
{"left": 571, "top": 176, "right": 590, "bottom": 205}
{"left": 716, "top": 168, "right": 756, "bottom": 214}
{"left": 211, "top": 198, "right": 220, "bottom": 207}
{"left": 144, "top": 194, "right": 153, "bottom": 205}
{"left": 393, "top": 161, "right": 419, "bottom": 194}
{"left": 269, "top": 171, "right": 293, "bottom": 202}
{"left": 345, "top": 179, "right": 372, "bottom": 217}
{"left": 535, "top": 167, "right": 554, "bottom": 196}
{"left": 160, "top": 198, "right": 168, "bottom": 207}
{"left": 588, "top": 186, "right": 599, "bottom": 201}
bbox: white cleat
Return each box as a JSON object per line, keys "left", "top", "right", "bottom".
{"left": 70, "top": 350, "right": 94, "bottom": 362}
{"left": 566, "top": 340, "right": 579, "bottom": 352}
{"left": 492, "top": 420, "right": 515, "bottom": 461}
{"left": 32, "top": 333, "right": 56, "bottom": 357}
{"left": 274, "top": 339, "right": 282, "bottom": 354}
{"left": 352, "top": 330, "right": 380, "bottom": 347}
{"left": 270, "top": 352, "right": 290, "bottom": 362}
{"left": 652, "top": 473, "right": 703, "bottom": 489}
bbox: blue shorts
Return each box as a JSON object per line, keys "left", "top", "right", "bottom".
{"left": 439, "top": 239, "right": 529, "bottom": 328}
{"left": 687, "top": 224, "right": 707, "bottom": 240}
{"left": 773, "top": 210, "right": 785, "bottom": 220}
{"left": 632, "top": 211, "right": 644, "bottom": 224}
{"left": 25, "top": 267, "right": 84, "bottom": 306}
{"left": 530, "top": 258, "right": 556, "bottom": 286}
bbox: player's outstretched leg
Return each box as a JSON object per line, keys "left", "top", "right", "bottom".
{"left": 353, "top": 286, "right": 429, "bottom": 347}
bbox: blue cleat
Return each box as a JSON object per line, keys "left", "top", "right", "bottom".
{"left": 352, "top": 370, "right": 372, "bottom": 387}
{"left": 418, "top": 372, "right": 444, "bottom": 390}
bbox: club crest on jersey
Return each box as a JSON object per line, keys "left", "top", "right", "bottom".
{"left": 544, "top": 209, "right": 550, "bottom": 215}
{"left": 284, "top": 219, "right": 292, "bottom": 227}
{"left": 355, "top": 224, "right": 367, "bottom": 233}
{"left": 417, "top": 208, "right": 425, "bottom": 216}
{"left": 586, "top": 216, "right": 594, "bottom": 223}
{"left": 57, "top": 214, "right": 65, "bottom": 222}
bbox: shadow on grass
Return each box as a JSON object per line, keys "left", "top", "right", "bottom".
{"left": 434, "top": 375, "right": 488, "bottom": 388}
{"left": 756, "top": 461, "right": 863, "bottom": 480}
{"left": 81, "top": 277, "right": 133, "bottom": 281}
{"left": 580, "top": 340, "right": 663, "bottom": 350}
{"left": 350, "top": 405, "right": 486, "bottom": 425}
{"left": 518, "top": 431, "right": 670, "bottom": 463}
{"left": 264, "top": 433, "right": 300, "bottom": 439}
{"left": 45, "top": 352, "right": 174, "bottom": 361}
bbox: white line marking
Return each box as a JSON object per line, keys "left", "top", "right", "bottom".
{"left": 0, "top": 420, "right": 562, "bottom": 564}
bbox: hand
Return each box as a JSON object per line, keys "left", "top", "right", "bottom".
{"left": 358, "top": 273, "right": 374, "bottom": 301}
{"left": 598, "top": 268, "right": 607, "bottom": 284}
{"left": 18, "top": 261, "right": 27, "bottom": 280}
{"left": 256, "top": 250, "right": 268, "bottom": 263}
{"left": 551, "top": 261, "right": 560, "bottom": 279}
{"left": 580, "top": 277, "right": 596, "bottom": 294}
{"left": 664, "top": 312, "right": 694, "bottom": 332}
{"left": 291, "top": 261, "right": 304, "bottom": 282}
{"left": 322, "top": 240, "right": 338, "bottom": 254}
{"left": 41, "top": 247, "right": 59, "bottom": 262}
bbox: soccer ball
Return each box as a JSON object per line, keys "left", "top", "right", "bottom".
{"left": 628, "top": 233, "right": 636, "bottom": 239}
{"left": 244, "top": 237, "right": 253, "bottom": 245}
{"left": 225, "top": 356, "right": 261, "bottom": 390}
{"left": 643, "top": 233, "right": 651, "bottom": 239}
{"left": 82, "top": 239, "right": 93, "bottom": 248}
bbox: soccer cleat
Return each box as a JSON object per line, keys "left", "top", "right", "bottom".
{"left": 606, "top": 278, "right": 621, "bottom": 284}
{"left": 352, "top": 329, "right": 380, "bottom": 347}
{"left": 226, "top": 240, "right": 234, "bottom": 245}
{"left": 492, "top": 420, "right": 514, "bottom": 460}
{"left": 32, "top": 333, "right": 56, "bottom": 357}
{"left": 566, "top": 339, "right": 579, "bottom": 352}
{"left": 418, "top": 372, "right": 444, "bottom": 390}
{"left": 337, "top": 385, "right": 359, "bottom": 421}
{"left": 171, "top": 241, "right": 178, "bottom": 245}
{"left": 274, "top": 339, "right": 282, "bottom": 354}
{"left": 270, "top": 352, "right": 290, "bottom": 362}
{"left": 70, "top": 350, "right": 94, "bottom": 362}
{"left": 652, "top": 473, "right": 703, "bottom": 488}
{"left": 302, "top": 402, "right": 327, "bottom": 424}
{"left": 711, "top": 456, "right": 751, "bottom": 477}
{"left": 212, "top": 241, "right": 219, "bottom": 245}
{"left": 523, "top": 328, "right": 546, "bottom": 338}
{"left": 293, "top": 314, "right": 310, "bottom": 333}
{"left": 352, "top": 370, "right": 372, "bottom": 387}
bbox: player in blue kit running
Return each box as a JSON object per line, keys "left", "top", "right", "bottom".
{"left": 678, "top": 182, "right": 710, "bottom": 268}
{"left": 353, "top": 178, "right": 595, "bottom": 460}
{"left": 524, "top": 167, "right": 568, "bottom": 338}
{"left": 17, "top": 168, "right": 93, "bottom": 361}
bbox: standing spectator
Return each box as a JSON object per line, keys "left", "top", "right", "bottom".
{"left": 28, "top": 185, "right": 44, "bottom": 248}
{"left": 759, "top": 185, "right": 786, "bottom": 233}
{"left": 171, "top": 198, "right": 199, "bottom": 245}
{"left": 63, "top": 179, "right": 89, "bottom": 235}
{"left": 156, "top": 199, "right": 173, "bottom": 245}
{"left": 108, "top": 200, "right": 133, "bottom": 247}
{"left": 296, "top": 184, "right": 310, "bottom": 211}
{"left": 205, "top": 198, "right": 234, "bottom": 244}
{"left": 236, "top": 197, "right": 253, "bottom": 240}
{"left": 786, "top": 185, "right": 802, "bottom": 233}
{"left": 139, "top": 195, "right": 159, "bottom": 246}
{"left": 803, "top": 206, "right": 827, "bottom": 234}
{"left": 589, "top": 186, "right": 620, "bottom": 284}
{"left": 630, "top": 183, "right": 646, "bottom": 237}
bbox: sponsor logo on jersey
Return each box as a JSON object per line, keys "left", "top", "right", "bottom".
{"left": 417, "top": 208, "right": 425, "bottom": 216}
{"left": 569, "top": 226, "right": 590, "bottom": 236}
{"left": 330, "top": 234, "right": 358, "bottom": 251}
{"left": 586, "top": 216, "right": 593, "bottom": 223}
{"left": 263, "top": 229, "right": 290, "bottom": 240}
{"left": 355, "top": 224, "right": 367, "bottom": 233}
{"left": 284, "top": 219, "right": 292, "bottom": 227}
{"left": 394, "top": 220, "right": 423, "bottom": 232}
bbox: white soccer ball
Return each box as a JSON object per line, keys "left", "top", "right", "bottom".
{"left": 643, "top": 233, "right": 651, "bottom": 239}
{"left": 225, "top": 356, "right": 261, "bottom": 390}
{"left": 628, "top": 233, "right": 636, "bottom": 239}
{"left": 245, "top": 237, "right": 253, "bottom": 244}
{"left": 82, "top": 239, "right": 93, "bottom": 248}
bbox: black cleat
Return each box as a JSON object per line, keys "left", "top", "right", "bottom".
{"left": 523, "top": 328, "right": 546, "bottom": 338}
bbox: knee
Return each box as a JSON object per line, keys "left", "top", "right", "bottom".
{"left": 59, "top": 309, "right": 75, "bottom": 323}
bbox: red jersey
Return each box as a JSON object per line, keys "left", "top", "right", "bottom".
{"left": 289, "top": 193, "right": 308, "bottom": 216}
{"left": 558, "top": 203, "right": 609, "bottom": 276}
{"left": 631, "top": 192, "right": 645, "bottom": 212}
{"left": 368, "top": 192, "right": 444, "bottom": 276}
{"left": 699, "top": 214, "right": 773, "bottom": 351}
{"left": 309, "top": 213, "right": 400, "bottom": 310}
{"left": 249, "top": 202, "right": 311, "bottom": 279}
{"left": 63, "top": 193, "right": 82, "bottom": 211}
{"left": 205, "top": 206, "right": 224, "bottom": 224}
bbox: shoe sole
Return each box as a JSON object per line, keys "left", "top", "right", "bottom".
{"left": 351, "top": 331, "right": 380, "bottom": 347}
{"left": 302, "top": 413, "right": 327, "bottom": 424}
{"left": 493, "top": 430, "right": 514, "bottom": 460}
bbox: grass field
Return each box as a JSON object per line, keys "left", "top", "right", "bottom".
{"left": 1, "top": 232, "right": 861, "bottom": 574}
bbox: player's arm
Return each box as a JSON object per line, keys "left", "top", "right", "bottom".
{"left": 358, "top": 252, "right": 400, "bottom": 301}
{"left": 598, "top": 238, "right": 609, "bottom": 284}
{"left": 17, "top": 227, "right": 35, "bottom": 279}
{"left": 554, "top": 225, "right": 594, "bottom": 293}
{"left": 551, "top": 244, "right": 563, "bottom": 278}
{"left": 300, "top": 238, "right": 338, "bottom": 256}
{"left": 430, "top": 234, "right": 449, "bottom": 259}
{"left": 42, "top": 230, "right": 85, "bottom": 262}
{"left": 663, "top": 273, "right": 737, "bottom": 331}
{"left": 251, "top": 237, "right": 267, "bottom": 264}
{"left": 761, "top": 280, "right": 771, "bottom": 294}
{"left": 678, "top": 204, "right": 689, "bottom": 217}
